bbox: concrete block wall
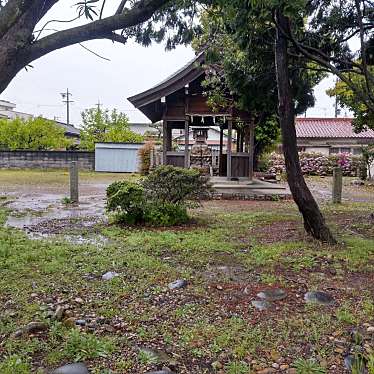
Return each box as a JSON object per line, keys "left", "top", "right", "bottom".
{"left": 0, "top": 150, "right": 95, "bottom": 170}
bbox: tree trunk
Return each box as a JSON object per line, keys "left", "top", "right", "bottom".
{"left": 274, "top": 10, "right": 336, "bottom": 244}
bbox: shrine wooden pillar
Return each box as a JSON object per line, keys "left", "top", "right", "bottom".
{"left": 184, "top": 117, "right": 189, "bottom": 168}
{"left": 218, "top": 126, "right": 223, "bottom": 175}
{"left": 166, "top": 126, "right": 172, "bottom": 152}
{"left": 227, "top": 118, "right": 233, "bottom": 180}
{"left": 162, "top": 120, "right": 167, "bottom": 165}
{"left": 249, "top": 121, "right": 255, "bottom": 181}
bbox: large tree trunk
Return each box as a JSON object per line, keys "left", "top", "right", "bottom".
{"left": 274, "top": 10, "right": 336, "bottom": 244}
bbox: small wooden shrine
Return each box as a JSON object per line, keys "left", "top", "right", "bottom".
{"left": 128, "top": 53, "right": 255, "bottom": 180}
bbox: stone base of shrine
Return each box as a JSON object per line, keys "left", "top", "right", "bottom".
{"left": 211, "top": 177, "right": 292, "bottom": 200}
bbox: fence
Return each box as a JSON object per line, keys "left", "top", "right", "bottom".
{"left": 0, "top": 150, "right": 95, "bottom": 170}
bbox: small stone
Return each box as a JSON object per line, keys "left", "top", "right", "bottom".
{"left": 75, "top": 319, "right": 86, "bottom": 326}
{"left": 74, "top": 297, "right": 84, "bottom": 304}
{"left": 24, "top": 321, "right": 48, "bottom": 334}
{"left": 51, "top": 363, "right": 89, "bottom": 374}
{"left": 272, "top": 363, "right": 279, "bottom": 369}
{"left": 304, "top": 291, "right": 334, "bottom": 305}
{"left": 212, "top": 361, "right": 223, "bottom": 369}
{"left": 145, "top": 370, "right": 175, "bottom": 374}
{"left": 168, "top": 279, "right": 187, "bottom": 290}
{"left": 334, "top": 347, "right": 345, "bottom": 354}
{"left": 257, "top": 368, "right": 276, "bottom": 374}
{"left": 367, "top": 326, "right": 374, "bottom": 333}
{"left": 30, "top": 293, "right": 38, "bottom": 298}
{"left": 63, "top": 317, "right": 76, "bottom": 328}
{"left": 280, "top": 364, "right": 289, "bottom": 371}
{"left": 102, "top": 271, "right": 119, "bottom": 281}
{"left": 257, "top": 288, "right": 287, "bottom": 301}
{"left": 251, "top": 300, "right": 271, "bottom": 311}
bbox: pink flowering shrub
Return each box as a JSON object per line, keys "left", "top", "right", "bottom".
{"left": 267, "top": 152, "right": 364, "bottom": 177}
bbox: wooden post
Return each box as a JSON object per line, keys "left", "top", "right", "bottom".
{"left": 70, "top": 161, "right": 79, "bottom": 203}
{"left": 249, "top": 122, "right": 255, "bottom": 182}
{"left": 227, "top": 118, "right": 232, "bottom": 180}
{"left": 219, "top": 126, "right": 223, "bottom": 175}
{"left": 162, "top": 120, "right": 167, "bottom": 165}
{"left": 332, "top": 167, "right": 343, "bottom": 203}
{"left": 184, "top": 118, "right": 189, "bottom": 168}
{"left": 167, "top": 126, "right": 172, "bottom": 151}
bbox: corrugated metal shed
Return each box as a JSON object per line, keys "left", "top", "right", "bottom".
{"left": 95, "top": 142, "right": 144, "bottom": 172}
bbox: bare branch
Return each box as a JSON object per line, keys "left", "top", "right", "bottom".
{"left": 116, "top": 0, "right": 128, "bottom": 14}
{"left": 79, "top": 43, "right": 110, "bottom": 60}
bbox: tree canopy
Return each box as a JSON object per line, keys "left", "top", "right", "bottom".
{"left": 0, "top": 117, "right": 72, "bottom": 150}
{"left": 80, "top": 108, "right": 143, "bottom": 150}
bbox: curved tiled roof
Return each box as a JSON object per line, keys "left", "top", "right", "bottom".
{"left": 295, "top": 117, "right": 374, "bottom": 139}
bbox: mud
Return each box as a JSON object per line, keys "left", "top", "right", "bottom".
{"left": 3, "top": 178, "right": 111, "bottom": 245}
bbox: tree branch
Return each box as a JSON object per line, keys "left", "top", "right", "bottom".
{"left": 24, "top": 0, "right": 170, "bottom": 65}
{"left": 116, "top": 0, "right": 128, "bottom": 14}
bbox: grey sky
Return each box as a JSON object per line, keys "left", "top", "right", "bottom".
{"left": 1, "top": 0, "right": 339, "bottom": 127}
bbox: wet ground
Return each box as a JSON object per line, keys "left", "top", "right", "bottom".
{"left": 0, "top": 170, "right": 134, "bottom": 243}
{"left": 1, "top": 170, "right": 373, "bottom": 243}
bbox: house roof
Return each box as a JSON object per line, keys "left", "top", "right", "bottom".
{"left": 295, "top": 117, "right": 374, "bottom": 139}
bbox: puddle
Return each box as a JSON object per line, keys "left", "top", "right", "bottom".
{"left": 4, "top": 192, "right": 109, "bottom": 245}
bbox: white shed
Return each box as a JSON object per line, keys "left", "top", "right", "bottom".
{"left": 95, "top": 142, "right": 144, "bottom": 173}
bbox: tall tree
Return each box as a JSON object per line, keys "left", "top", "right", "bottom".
{"left": 0, "top": 116, "right": 72, "bottom": 150}
{"left": 0, "top": 0, "right": 204, "bottom": 94}
{"left": 80, "top": 107, "right": 143, "bottom": 150}
{"left": 201, "top": 0, "right": 336, "bottom": 243}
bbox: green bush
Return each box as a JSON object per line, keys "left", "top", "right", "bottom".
{"left": 106, "top": 181, "right": 145, "bottom": 224}
{"left": 106, "top": 166, "right": 211, "bottom": 226}
{"left": 142, "top": 165, "right": 212, "bottom": 205}
{"left": 144, "top": 202, "right": 189, "bottom": 226}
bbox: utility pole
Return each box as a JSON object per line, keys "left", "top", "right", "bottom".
{"left": 60, "top": 88, "right": 74, "bottom": 126}
{"left": 95, "top": 99, "right": 103, "bottom": 111}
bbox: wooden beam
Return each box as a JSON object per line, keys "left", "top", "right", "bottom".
{"left": 219, "top": 125, "right": 223, "bottom": 175}
{"left": 249, "top": 121, "right": 255, "bottom": 181}
{"left": 184, "top": 118, "right": 189, "bottom": 168}
{"left": 162, "top": 120, "right": 167, "bottom": 165}
{"left": 227, "top": 118, "right": 232, "bottom": 180}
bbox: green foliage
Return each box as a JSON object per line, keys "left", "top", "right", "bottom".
{"left": 144, "top": 202, "right": 189, "bottom": 226}
{"left": 0, "top": 355, "right": 30, "bottom": 374}
{"left": 142, "top": 165, "right": 212, "bottom": 205}
{"left": 193, "top": 6, "right": 323, "bottom": 163}
{"left": 327, "top": 72, "right": 374, "bottom": 132}
{"left": 106, "top": 166, "right": 211, "bottom": 226}
{"left": 293, "top": 358, "right": 326, "bottom": 374}
{"left": 0, "top": 117, "right": 72, "bottom": 150}
{"left": 64, "top": 329, "right": 115, "bottom": 361}
{"left": 80, "top": 108, "right": 143, "bottom": 150}
{"left": 106, "top": 181, "right": 145, "bottom": 225}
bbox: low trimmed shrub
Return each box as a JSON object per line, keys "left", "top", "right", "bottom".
{"left": 142, "top": 165, "right": 212, "bottom": 205}
{"left": 267, "top": 152, "right": 365, "bottom": 177}
{"left": 106, "top": 165, "right": 211, "bottom": 226}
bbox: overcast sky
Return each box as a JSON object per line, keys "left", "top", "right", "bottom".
{"left": 1, "top": 1, "right": 341, "bottom": 127}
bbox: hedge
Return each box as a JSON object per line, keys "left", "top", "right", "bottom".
{"left": 267, "top": 152, "right": 365, "bottom": 177}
